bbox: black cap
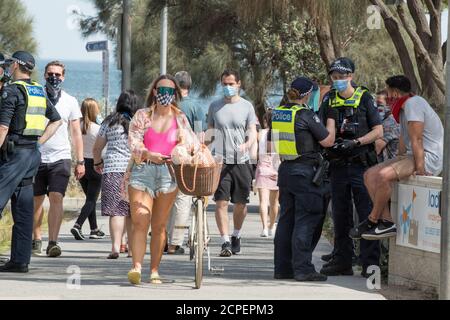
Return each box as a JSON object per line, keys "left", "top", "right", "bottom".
{"left": 6, "top": 51, "right": 35, "bottom": 70}
{"left": 290, "top": 77, "right": 315, "bottom": 97}
{"left": 329, "top": 57, "right": 355, "bottom": 75}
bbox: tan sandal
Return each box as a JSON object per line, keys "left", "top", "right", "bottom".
{"left": 128, "top": 268, "right": 141, "bottom": 285}
{"left": 150, "top": 272, "right": 162, "bottom": 284}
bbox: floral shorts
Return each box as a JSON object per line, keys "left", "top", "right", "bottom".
{"left": 129, "top": 162, "right": 177, "bottom": 198}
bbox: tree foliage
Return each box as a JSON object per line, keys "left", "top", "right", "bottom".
{"left": 0, "top": 0, "right": 37, "bottom": 55}
{"left": 370, "top": 0, "right": 446, "bottom": 112}
{"left": 80, "top": 0, "right": 415, "bottom": 115}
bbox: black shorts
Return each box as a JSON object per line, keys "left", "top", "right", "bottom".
{"left": 214, "top": 163, "right": 253, "bottom": 204}
{"left": 33, "top": 159, "right": 72, "bottom": 196}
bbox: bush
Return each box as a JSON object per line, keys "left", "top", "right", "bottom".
{"left": 0, "top": 211, "right": 13, "bottom": 254}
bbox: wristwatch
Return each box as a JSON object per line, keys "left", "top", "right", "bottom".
{"left": 354, "top": 139, "right": 362, "bottom": 146}
{"left": 76, "top": 160, "right": 85, "bottom": 166}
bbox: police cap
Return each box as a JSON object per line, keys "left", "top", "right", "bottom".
{"left": 329, "top": 57, "right": 355, "bottom": 75}
{"left": 6, "top": 51, "right": 36, "bottom": 71}
{"left": 290, "top": 77, "right": 316, "bottom": 98}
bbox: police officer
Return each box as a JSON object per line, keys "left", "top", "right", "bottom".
{"left": 0, "top": 52, "right": 6, "bottom": 90}
{"left": 319, "top": 57, "right": 383, "bottom": 278}
{"left": 272, "top": 77, "right": 337, "bottom": 282}
{"left": 0, "top": 51, "right": 61, "bottom": 273}
{"left": 0, "top": 52, "right": 8, "bottom": 265}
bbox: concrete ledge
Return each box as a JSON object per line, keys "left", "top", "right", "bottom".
{"left": 388, "top": 176, "right": 442, "bottom": 294}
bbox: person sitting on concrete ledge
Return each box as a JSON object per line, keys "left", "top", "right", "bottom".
{"left": 351, "top": 75, "right": 443, "bottom": 241}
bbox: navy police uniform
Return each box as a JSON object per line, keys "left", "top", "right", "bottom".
{"left": 272, "top": 77, "right": 335, "bottom": 281}
{"left": 0, "top": 52, "right": 60, "bottom": 271}
{"left": 319, "top": 58, "right": 381, "bottom": 276}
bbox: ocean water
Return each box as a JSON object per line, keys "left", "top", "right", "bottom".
{"left": 35, "top": 59, "right": 282, "bottom": 112}
{"left": 36, "top": 59, "right": 122, "bottom": 106}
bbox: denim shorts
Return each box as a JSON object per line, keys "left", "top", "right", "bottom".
{"left": 129, "top": 162, "right": 177, "bottom": 198}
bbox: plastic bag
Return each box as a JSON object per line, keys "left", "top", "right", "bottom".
{"left": 171, "top": 143, "right": 215, "bottom": 167}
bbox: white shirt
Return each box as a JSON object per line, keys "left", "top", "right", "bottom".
{"left": 82, "top": 122, "right": 100, "bottom": 159}
{"left": 40, "top": 90, "right": 82, "bottom": 163}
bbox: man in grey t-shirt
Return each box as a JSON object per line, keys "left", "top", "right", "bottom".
{"left": 399, "top": 95, "right": 443, "bottom": 175}
{"left": 207, "top": 69, "right": 257, "bottom": 257}
{"left": 362, "top": 75, "right": 443, "bottom": 241}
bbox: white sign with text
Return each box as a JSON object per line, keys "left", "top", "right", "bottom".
{"left": 396, "top": 184, "right": 441, "bottom": 253}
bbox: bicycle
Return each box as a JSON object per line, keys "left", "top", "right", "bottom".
{"left": 169, "top": 155, "right": 222, "bottom": 289}
{"left": 188, "top": 196, "right": 209, "bottom": 289}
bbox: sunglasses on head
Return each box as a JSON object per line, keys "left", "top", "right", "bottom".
{"left": 47, "top": 72, "right": 62, "bottom": 78}
{"left": 157, "top": 86, "right": 175, "bottom": 95}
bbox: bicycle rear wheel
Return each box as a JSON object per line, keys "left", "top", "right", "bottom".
{"left": 189, "top": 205, "right": 196, "bottom": 261}
{"left": 194, "top": 198, "right": 204, "bottom": 289}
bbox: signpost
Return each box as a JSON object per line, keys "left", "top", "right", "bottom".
{"left": 440, "top": 8, "right": 450, "bottom": 300}
{"left": 160, "top": 4, "right": 168, "bottom": 75}
{"left": 121, "top": 0, "right": 131, "bottom": 91}
{"left": 86, "top": 40, "right": 109, "bottom": 118}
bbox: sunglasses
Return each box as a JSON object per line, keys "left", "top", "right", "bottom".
{"left": 157, "top": 86, "right": 175, "bottom": 95}
{"left": 47, "top": 72, "right": 62, "bottom": 78}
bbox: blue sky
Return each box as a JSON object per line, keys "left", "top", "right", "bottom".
{"left": 22, "top": 0, "right": 110, "bottom": 61}
{"left": 21, "top": 1, "right": 449, "bottom": 62}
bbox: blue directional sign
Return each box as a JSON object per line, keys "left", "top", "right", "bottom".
{"left": 85, "top": 41, "right": 108, "bottom": 52}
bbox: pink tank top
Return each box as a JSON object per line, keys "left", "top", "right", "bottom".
{"left": 143, "top": 117, "right": 178, "bottom": 156}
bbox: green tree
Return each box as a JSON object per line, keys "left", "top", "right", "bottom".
{"left": 80, "top": 0, "right": 405, "bottom": 115}
{"left": 80, "top": 0, "right": 326, "bottom": 120}
{"left": 147, "top": 1, "right": 326, "bottom": 119}
{"left": 0, "top": 0, "right": 37, "bottom": 54}
{"left": 79, "top": 0, "right": 187, "bottom": 98}
{"left": 370, "top": 0, "right": 446, "bottom": 111}
{"left": 235, "top": 0, "right": 405, "bottom": 91}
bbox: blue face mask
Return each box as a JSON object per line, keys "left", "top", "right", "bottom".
{"left": 96, "top": 115, "right": 103, "bottom": 125}
{"left": 307, "top": 89, "right": 320, "bottom": 112}
{"left": 333, "top": 79, "right": 349, "bottom": 92}
{"left": 223, "top": 85, "right": 238, "bottom": 98}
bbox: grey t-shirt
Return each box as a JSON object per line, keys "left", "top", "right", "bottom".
{"left": 400, "top": 96, "right": 443, "bottom": 175}
{"left": 207, "top": 97, "right": 257, "bottom": 164}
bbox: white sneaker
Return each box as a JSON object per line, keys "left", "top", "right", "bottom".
{"left": 260, "top": 229, "right": 269, "bottom": 237}
{"left": 269, "top": 226, "right": 277, "bottom": 237}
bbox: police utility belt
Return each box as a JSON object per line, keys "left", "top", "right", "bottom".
{"left": 1, "top": 134, "right": 37, "bottom": 162}
{"left": 327, "top": 148, "right": 378, "bottom": 167}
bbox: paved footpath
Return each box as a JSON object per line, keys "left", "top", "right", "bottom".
{"left": 0, "top": 195, "right": 385, "bottom": 300}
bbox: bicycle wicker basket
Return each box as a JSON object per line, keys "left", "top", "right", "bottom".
{"left": 169, "top": 161, "right": 223, "bottom": 197}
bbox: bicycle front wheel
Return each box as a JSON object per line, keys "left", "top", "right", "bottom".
{"left": 194, "top": 198, "right": 204, "bottom": 289}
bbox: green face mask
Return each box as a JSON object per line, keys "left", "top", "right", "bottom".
{"left": 308, "top": 88, "right": 321, "bottom": 112}
{"left": 157, "top": 86, "right": 175, "bottom": 96}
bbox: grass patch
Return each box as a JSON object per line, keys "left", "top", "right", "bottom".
{"left": 0, "top": 208, "right": 75, "bottom": 255}
{"left": 66, "top": 174, "right": 85, "bottom": 198}
{"left": 322, "top": 213, "right": 334, "bottom": 244}
{"left": 0, "top": 210, "right": 49, "bottom": 255}
{"left": 0, "top": 212, "right": 14, "bottom": 254}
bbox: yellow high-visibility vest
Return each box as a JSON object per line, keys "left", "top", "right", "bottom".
{"left": 271, "top": 104, "right": 307, "bottom": 158}
{"left": 14, "top": 80, "right": 47, "bottom": 137}
{"left": 329, "top": 87, "right": 367, "bottom": 109}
